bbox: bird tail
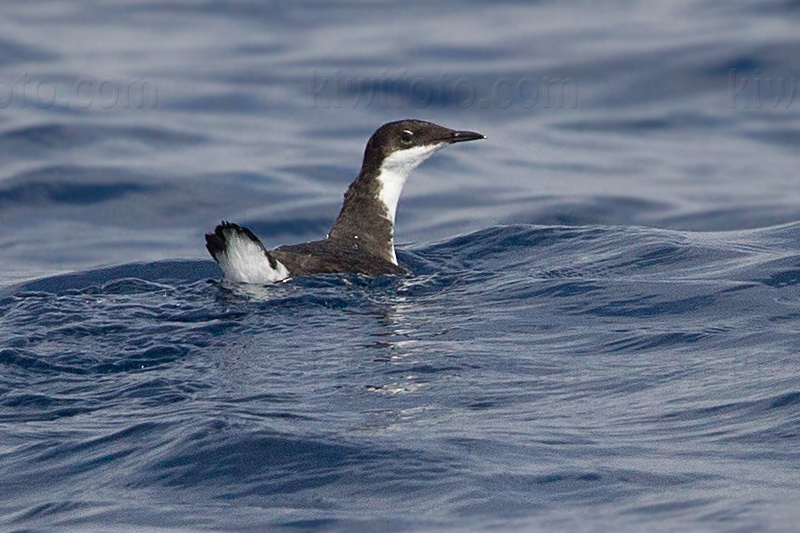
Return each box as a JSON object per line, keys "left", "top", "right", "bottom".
{"left": 205, "top": 221, "right": 289, "bottom": 284}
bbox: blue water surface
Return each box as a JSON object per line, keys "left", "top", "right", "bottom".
{"left": 1, "top": 1, "right": 800, "bottom": 531}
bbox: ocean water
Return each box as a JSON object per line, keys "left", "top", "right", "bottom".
{"left": 1, "top": 0, "right": 800, "bottom": 531}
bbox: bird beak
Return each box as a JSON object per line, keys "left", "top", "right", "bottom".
{"left": 445, "top": 129, "right": 486, "bottom": 144}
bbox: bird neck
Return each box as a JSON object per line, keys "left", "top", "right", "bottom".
{"left": 328, "top": 145, "right": 441, "bottom": 265}
{"left": 328, "top": 168, "right": 399, "bottom": 265}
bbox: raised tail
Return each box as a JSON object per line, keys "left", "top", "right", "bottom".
{"left": 205, "top": 221, "right": 289, "bottom": 283}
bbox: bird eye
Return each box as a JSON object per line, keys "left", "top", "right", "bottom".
{"left": 400, "top": 130, "right": 414, "bottom": 145}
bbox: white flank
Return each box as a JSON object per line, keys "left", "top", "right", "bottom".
{"left": 376, "top": 143, "right": 444, "bottom": 264}
{"left": 216, "top": 229, "right": 289, "bottom": 284}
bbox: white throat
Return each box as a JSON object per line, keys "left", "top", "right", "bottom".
{"left": 375, "top": 143, "right": 443, "bottom": 265}
{"left": 376, "top": 144, "right": 443, "bottom": 225}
